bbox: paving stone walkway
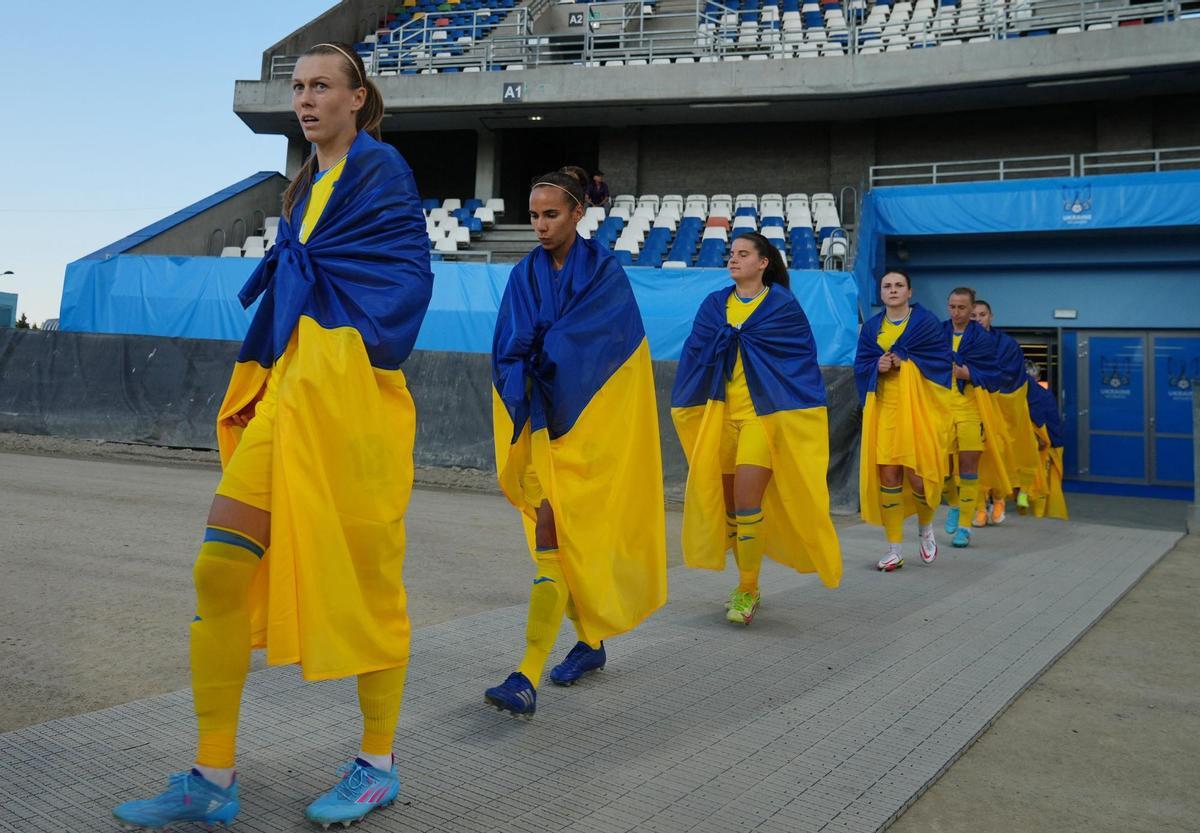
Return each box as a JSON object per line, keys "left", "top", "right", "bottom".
{"left": 0, "top": 517, "right": 1180, "bottom": 833}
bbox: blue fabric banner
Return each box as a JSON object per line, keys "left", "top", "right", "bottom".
{"left": 60, "top": 256, "right": 861, "bottom": 365}
{"left": 854, "top": 170, "right": 1200, "bottom": 313}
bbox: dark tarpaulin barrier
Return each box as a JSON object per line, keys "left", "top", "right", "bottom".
{"left": 0, "top": 330, "right": 860, "bottom": 512}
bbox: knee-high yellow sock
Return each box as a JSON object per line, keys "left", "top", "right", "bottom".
{"left": 1018, "top": 467, "right": 1036, "bottom": 494}
{"left": 880, "top": 486, "right": 904, "bottom": 544}
{"left": 913, "top": 488, "right": 935, "bottom": 528}
{"left": 734, "top": 508, "right": 765, "bottom": 592}
{"left": 358, "top": 665, "right": 407, "bottom": 757}
{"left": 957, "top": 474, "right": 979, "bottom": 523}
{"left": 516, "top": 550, "right": 569, "bottom": 687}
{"left": 943, "top": 474, "right": 959, "bottom": 507}
{"left": 725, "top": 511, "right": 737, "bottom": 551}
{"left": 191, "top": 527, "right": 264, "bottom": 769}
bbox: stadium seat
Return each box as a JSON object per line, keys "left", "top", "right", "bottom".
{"left": 485, "top": 197, "right": 505, "bottom": 217}
{"left": 443, "top": 198, "right": 463, "bottom": 211}
{"left": 220, "top": 246, "right": 242, "bottom": 258}
{"left": 435, "top": 236, "right": 458, "bottom": 253}
{"left": 663, "top": 260, "right": 688, "bottom": 269}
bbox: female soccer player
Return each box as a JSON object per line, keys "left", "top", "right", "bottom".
{"left": 487, "top": 168, "right": 667, "bottom": 717}
{"left": 113, "top": 43, "right": 433, "bottom": 830}
{"left": 941, "top": 287, "right": 1007, "bottom": 548}
{"left": 855, "top": 270, "right": 953, "bottom": 572}
{"left": 672, "top": 232, "right": 842, "bottom": 625}
{"left": 1026, "top": 365, "right": 1069, "bottom": 520}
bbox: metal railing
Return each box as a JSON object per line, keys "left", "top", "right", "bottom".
{"left": 869, "top": 155, "right": 1076, "bottom": 187}
{"left": 1080, "top": 146, "right": 1200, "bottom": 176}
{"left": 265, "top": 0, "right": 1183, "bottom": 77}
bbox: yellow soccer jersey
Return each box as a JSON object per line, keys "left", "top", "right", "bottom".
{"left": 299, "top": 156, "right": 348, "bottom": 244}
{"left": 725, "top": 287, "right": 770, "bottom": 420}
{"left": 877, "top": 314, "right": 910, "bottom": 352}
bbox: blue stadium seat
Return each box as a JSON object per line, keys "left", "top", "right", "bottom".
{"left": 422, "top": 199, "right": 440, "bottom": 210}
{"left": 614, "top": 250, "right": 635, "bottom": 267}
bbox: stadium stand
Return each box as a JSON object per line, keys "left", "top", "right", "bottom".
{"left": 409, "top": 192, "right": 845, "bottom": 267}
{"left": 261, "top": 0, "right": 1193, "bottom": 76}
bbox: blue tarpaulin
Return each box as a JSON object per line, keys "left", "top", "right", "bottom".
{"left": 60, "top": 257, "right": 860, "bottom": 365}
{"left": 854, "top": 170, "right": 1200, "bottom": 313}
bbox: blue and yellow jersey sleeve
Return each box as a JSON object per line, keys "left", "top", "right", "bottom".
{"left": 724, "top": 288, "right": 770, "bottom": 420}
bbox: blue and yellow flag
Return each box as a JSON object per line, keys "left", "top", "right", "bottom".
{"left": 1027, "top": 382, "right": 1068, "bottom": 519}
{"left": 671, "top": 285, "right": 842, "bottom": 589}
{"left": 992, "top": 328, "right": 1047, "bottom": 499}
{"left": 945, "top": 319, "right": 1013, "bottom": 497}
{"left": 492, "top": 236, "right": 667, "bottom": 644}
{"left": 855, "top": 304, "right": 953, "bottom": 523}
{"left": 215, "top": 130, "right": 433, "bottom": 681}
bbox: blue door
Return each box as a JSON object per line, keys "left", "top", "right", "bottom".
{"left": 1075, "top": 331, "right": 1199, "bottom": 486}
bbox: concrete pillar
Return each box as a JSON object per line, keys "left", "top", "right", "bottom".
{"left": 1095, "top": 99, "right": 1153, "bottom": 153}
{"left": 828, "top": 121, "right": 876, "bottom": 228}
{"left": 285, "top": 135, "right": 310, "bottom": 179}
{"left": 597, "top": 129, "right": 640, "bottom": 196}
{"left": 474, "top": 129, "right": 499, "bottom": 200}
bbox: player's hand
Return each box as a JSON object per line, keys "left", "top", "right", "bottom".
{"left": 878, "top": 354, "right": 895, "bottom": 372}
{"left": 229, "top": 388, "right": 266, "bottom": 428}
{"left": 953, "top": 364, "right": 971, "bottom": 381}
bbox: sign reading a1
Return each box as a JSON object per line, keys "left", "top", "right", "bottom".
{"left": 568, "top": 11, "right": 585, "bottom": 25}
{"left": 502, "top": 82, "right": 524, "bottom": 103}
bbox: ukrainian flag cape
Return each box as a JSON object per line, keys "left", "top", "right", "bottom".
{"left": 992, "top": 329, "right": 1047, "bottom": 497}
{"left": 945, "top": 320, "right": 1013, "bottom": 496}
{"left": 492, "top": 236, "right": 667, "bottom": 644}
{"left": 855, "top": 304, "right": 953, "bottom": 524}
{"left": 216, "top": 130, "right": 433, "bottom": 681}
{"left": 670, "top": 285, "right": 842, "bottom": 589}
{"left": 1027, "top": 382, "right": 1069, "bottom": 519}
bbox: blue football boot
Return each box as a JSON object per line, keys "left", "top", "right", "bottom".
{"left": 485, "top": 671, "right": 537, "bottom": 717}
{"left": 112, "top": 770, "right": 239, "bottom": 830}
{"left": 549, "top": 641, "right": 606, "bottom": 686}
{"left": 952, "top": 527, "right": 972, "bottom": 548}
{"left": 305, "top": 758, "right": 400, "bottom": 829}
{"left": 943, "top": 507, "right": 960, "bottom": 535}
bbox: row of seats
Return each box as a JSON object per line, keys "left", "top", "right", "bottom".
{"left": 585, "top": 194, "right": 849, "bottom": 268}
{"left": 357, "top": 0, "right": 520, "bottom": 72}
{"left": 219, "top": 217, "right": 281, "bottom": 258}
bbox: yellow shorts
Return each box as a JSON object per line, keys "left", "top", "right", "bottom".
{"left": 720, "top": 417, "right": 772, "bottom": 474}
{"left": 520, "top": 463, "right": 546, "bottom": 508}
{"left": 951, "top": 415, "right": 985, "bottom": 452}
{"left": 213, "top": 359, "right": 287, "bottom": 513}
{"left": 950, "top": 390, "right": 984, "bottom": 453}
{"left": 874, "top": 382, "right": 904, "bottom": 465}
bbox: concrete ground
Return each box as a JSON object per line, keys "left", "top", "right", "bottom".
{"left": 0, "top": 439, "right": 1196, "bottom": 831}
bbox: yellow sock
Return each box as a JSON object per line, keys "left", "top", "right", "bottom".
{"left": 913, "top": 489, "right": 935, "bottom": 527}
{"left": 1018, "top": 468, "right": 1036, "bottom": 495}
{"left": 358, "top": 665, "right": 407, "bottom": 757}
{"left": 957, "top": 475, "right": 979, "bottom": 522}
{"left": 943, "top": 474, "right": 959, "bottom": 507}
{"left": 734, "top": 508, "right": 765, "bottom": 592}
{"left": 516, "top": 550, "right": 569, "bottom": 688}
{"left": 191, "top": 527, "right": 264, "bottom": 769}
{"left": 564, "top": 594, "right": 600, "bottom": 651}
{"left": 880, "top": 486, "right": 904, "bottom": 544}
{"left": 725, "top": 512, "right": 737, "bottom": 550}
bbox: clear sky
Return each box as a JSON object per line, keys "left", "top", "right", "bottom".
{"left": 0, "top": 2, "right": 333, "bottom": 324}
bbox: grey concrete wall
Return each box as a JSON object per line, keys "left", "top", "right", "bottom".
{"left": 873, "top": 102, "right": 1100, "bottom": 166}
{"left": 127, "top": 176, "right": 289, "bottom": 257}
{"left": 598, "top": 129, "right": 641, "bottom": 196}
{"left": 1153, "top": 93, "right": 1200, "bottom": 147}
{"left": 634, "top": 122, "right": 832, "bottom": 196}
